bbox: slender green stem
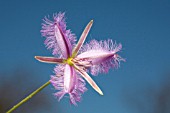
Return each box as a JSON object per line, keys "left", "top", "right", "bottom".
{"left": 6, "top": 81, "right": 51, "bottom": 113}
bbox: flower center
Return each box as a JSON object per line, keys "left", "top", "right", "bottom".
{"left": 66, "top": 57, "right": 74, "bottom": 66}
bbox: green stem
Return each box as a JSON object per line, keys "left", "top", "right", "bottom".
{"left": 6, "top": 81, "right": 51, "bottom": 113}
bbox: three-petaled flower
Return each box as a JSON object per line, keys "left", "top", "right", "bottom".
{"left": 35, "top": 12, "right": 124, "bottom": 105}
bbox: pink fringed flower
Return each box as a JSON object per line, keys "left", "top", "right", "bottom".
{"left": 35, "top": 12, "right": 124, "bottom": 105}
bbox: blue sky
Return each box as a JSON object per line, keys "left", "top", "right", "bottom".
{"left": 0, "top": 0, "right": 170, "bottom": 113}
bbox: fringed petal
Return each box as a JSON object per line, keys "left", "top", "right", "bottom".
{"left": 78, "top": 39, "right": 124, "bottom": 75}
{"left": 50, "top": 65, "right": 87, "bottom": 105}
{"left": 63, "top": 64, "right": 75, "bottom": 92}
{"left": 41, "top": 12, "right": 76, "bottom": 58}
{"left": 69, "top": 74, "right": 87, "bottom": 105}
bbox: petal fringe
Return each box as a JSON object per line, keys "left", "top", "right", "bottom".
{"left": 50, "top": 65, "right": 87, "bottom": 105}
{"left": 79, "top": 39, "right": 124, "bottom": 75}
{"left": 41, "top": 12, "right": 76, "bottom": 58}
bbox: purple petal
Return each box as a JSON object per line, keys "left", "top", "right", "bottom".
{"left": 35, "top": 56, "right": 64, "bottom": 64}
{"left": 72, "top": 20, "right": 93, "bottom": 57}
{"left": 78, "top": 39, "right": 124, "bottom": 75}
{"left": 73, "top": 64, "right": 103, "bottom": 95}
{"left": 50, "top": 65, "right": 87, "bottom": 105}
{"left": 77, "top": 50, "right": 115, "bottom": 64}
{"left": 63, "top": 64, "right": 76, "bottom": 92}
{"left": 69, "top": 74, "right": 87, "bottom": 105}
{"left": 41, "top": 12, "right": 76, "bottom": 58}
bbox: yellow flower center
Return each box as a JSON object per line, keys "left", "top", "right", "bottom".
{"left": 66, "top": 57, "right": 74, "bottom": 66}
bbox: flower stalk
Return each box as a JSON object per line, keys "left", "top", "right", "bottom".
{"left": 6, "top": 81, "right": 50, "bottom": 113}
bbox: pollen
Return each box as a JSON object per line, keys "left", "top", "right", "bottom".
{"left": 66, "top": 57, "right": 74, "bottom": 66}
